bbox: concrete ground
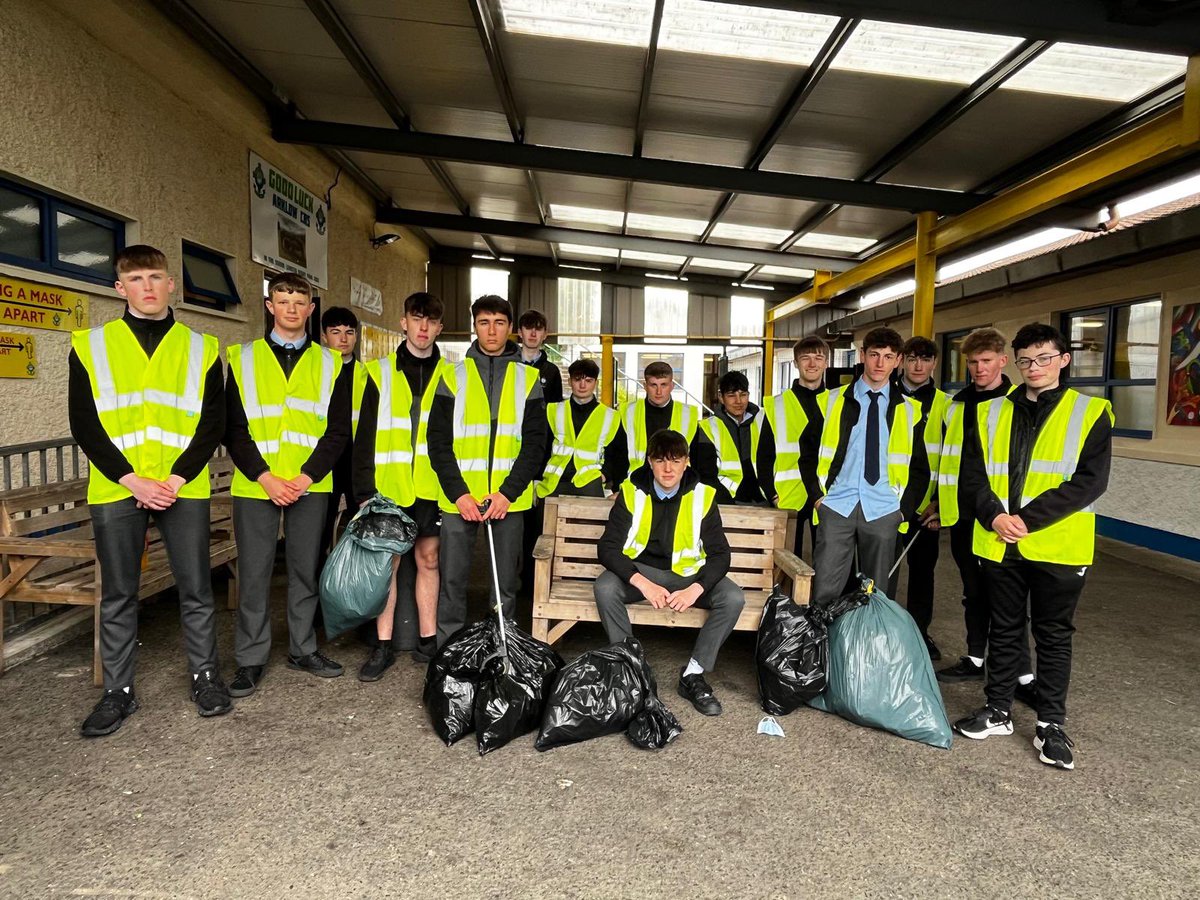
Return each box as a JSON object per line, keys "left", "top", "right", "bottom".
{"left": 1, "top": 536, "right": 1198, "bottom": 899}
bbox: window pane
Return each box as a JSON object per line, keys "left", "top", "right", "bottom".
{"left": 557, "top": 277, "right": 600, "bottom": 336}
{"left": 470, "top": 267, "right": 509, "bottom": 301}
{"left": 1111, "top": 384, "right": 1155, "bottom": 433}
{"left": 56, "top": 211, "right": 115, "bottom": 275}
{"left": 644, "top": 286, "right": 688, "bottom": 337}
{"left": 1067, "top": 312, "right": 1108, "bottom": 379}
{"left": 731, "top": 294, "right": 765, "bottom": 338}
{"left": 943, "top": 331, "right": 969, "bottom": 384}
{"left": 1113, "top": 300, "right": 1161, "bottom": 380}
{"left": 0, "top": 186, "right": 43, "bottom": 261}
{"left": 637, "top": 352, "right": 684, "bottom": 382}
{"left": 184, "top": 250, "right": 235, "bottom": 296}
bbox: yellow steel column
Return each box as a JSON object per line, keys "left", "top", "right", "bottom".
{"left": 913, "top": 212, "right": 937, "bottom": 338}
{"left": 1184, "top": 55, "right": 1200, "bottom": 144}
{"left": 600, "top": 334, "right": 615, "bottom": 407}
{"left": 763, "top": 319, "right": 775, "bottom": 397}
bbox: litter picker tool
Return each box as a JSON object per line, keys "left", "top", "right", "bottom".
{"left": 478, "top": 500, "right": 509, "bottom": 661}
{"left": 887, "top": 528, "right": 924, "bottom": 581}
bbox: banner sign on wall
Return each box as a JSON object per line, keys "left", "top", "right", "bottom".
{"left": 0, "top": 274, "right": 88, "bottom": 332}
{"left": 249, "top": 151, "right": 328, "bottom": 289}
{"left": 350, "top": 276, "right": 383, "bottom": 316}
{"left": 0, "top": 331, "right": 37, "bottom": 378}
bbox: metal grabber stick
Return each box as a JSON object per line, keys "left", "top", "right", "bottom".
{"left": 478, "top": 500, "right": 509, "bottom": 659}
{"left": 887, "top": 527, "right": 924, "bottom": 581}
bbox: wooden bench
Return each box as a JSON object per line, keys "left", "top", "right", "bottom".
{"left": 0, "top": 457, "right": 240, "bottom": 685}
{"left": 531, "top": 496, "right": 813, "bottom": 647}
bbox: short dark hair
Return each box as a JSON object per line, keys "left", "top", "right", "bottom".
{"left": 267, "top": 271, "right": 312, "bottom": 298}
{"left": 863, "top": 327, "right": 903, "bottom": 354}
{"left": 568, "top": 358, "right": 600, "bottom": 380}
{"left": 404, "top": 291, "right": 444, "bottom": 321}
{"left": 644, "top": 361, "right": 673, "bottom": 380}
{"left": 321, "top": 306, "right": 358, "bottom": 331}
{"left": 961, "top": 327, "right": 1007, "bottom": 357}
{"left": 718, "top": 371, "right": 749, "bottom": 394}
{"left": 793, "top": 335, "right": 830, "bottom": 360}
{"left": 115, "top": 244, "right": 168, "bottom": 275}
{"left": 471, "top": 294, "right": 512, "bottom": 322}
{"left": 518, "top": 309, "right": 547, "bottom": 330}
{"left": 646, "top": 429, "right": 689, "bottom": 462}
{"left": 902, "top": 336, "right": 938, "bottom": 359}
{"left": 1012, "top": 322, "right": 1067, "bottom": 355}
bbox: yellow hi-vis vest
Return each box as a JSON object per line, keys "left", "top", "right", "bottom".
{"left": 763, "top": 389, "right": 825, "bottom": 510}
{"left": 72, "top": 319, "right": 218, "bottom": 505}
{"left": 913, "top": 387, "right": 951, "bottom": 514}
{"left": 937, "top": 383, "right": 1018, "bottom": 527}
{"left": 350, "top": 360, "right": 366, "bottom": 439}
{"left": 620, "top": 479, "right": 716, "bottom": 577}
{"left": 815, "top": 386, "right": 920, "bottom": 531}
{"left": 365, "top": 354, "right": 449, "bottom": 506}
{"left": 227, "top": 339, "right": 341, "bottom": 499}
{"left": 701, "top": 410, "right": 763, "bottom": 496}
{"left": 537, "top": 400, "right": 620, "bottom": 498}
{"left": 439, "top": 357, "right": 537, "bottom": 513}
{"left": 972, "top": 389, "right": 1113, "bottom": 566}
{"left": 622, "top": 398, "right": 700, "bottom": 473}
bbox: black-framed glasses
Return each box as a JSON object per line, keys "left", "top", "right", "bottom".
{"left": 1016, "top": 352, "right": 1064, "bottom": 370}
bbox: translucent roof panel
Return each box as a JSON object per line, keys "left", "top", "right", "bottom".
{"left": 558, "top": 242, "right": 620, "bottom": 258}
{"left": 622, "top": 249, "right": 689, "bottom": 265}
{"left": 626, "top": 211, "right": 709, "bottom": 236}
{"left": 498, "top": 0, "right": 654, "bottom": 47}
{"left": 688, "top": 258, "right": 751, "bottom": 272}
{"left": 793, "top": 233, "right": 877, "bottom": 254}
{"left": 1003, "top": 43, "right": 1185, "bottom": 102}
{"left": 759, "top": 265, "right": 816, "bottom": 279}
{"left": 711, "top": 223, "right": 793, "bottom": 244}
{"left": 833, "top": 21, "right": 1022, "bottom": 85}
{"left": 659, "top": 1, "right": 838, "bottom": 66}
{"left": 549, "top": 204, "right": 624, "bottom": 229}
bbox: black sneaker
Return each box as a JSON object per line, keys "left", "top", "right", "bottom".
{"left": 358, "top": 645, "right": 395, "bottom": 682}
{"left": 937, "top": 656, "right": 985, "bottom": 683}
{"left": 954, "top": 705, "right": 1014, "bottom": 740}
{"left": 1014, "top": 678, "right": 1038, "bottom": 709}
{"left": 81, "top": 689, "right": 138, "bottom": 738}
{"left": 923, "top": 634, "right": 942, "bottom": 661}
{"left": 228, "top": 665, "right": 264, "bottom": 698}
{"left": 411, "top": 636, "right": 437, "bottom": 664}
{"left": 1034, "top": 723, "right": 1075, "bottom": 770}
{"left": 677, "top": 668, "right": 722, "bottom": 717}
{"left": 287, "top": 650, "right": 344, "bottom": 678}
{"left": 191, "top": 668, "right": 233, "bottom": 717}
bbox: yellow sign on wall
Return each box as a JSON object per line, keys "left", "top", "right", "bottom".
{"left": 0, "top": 331, "right": 37, "bottom": 378}
{"left": 0, "top": 274, "right": 89, "bottom": 332}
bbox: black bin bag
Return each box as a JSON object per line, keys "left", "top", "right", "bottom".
{"left": 535, "top": 637, "right": 682, "bottom": 751}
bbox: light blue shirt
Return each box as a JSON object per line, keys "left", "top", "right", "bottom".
{"left": 823, "top": 377, "right": 901, "bottom": 522}
{"left": 653, "top": 481, "right": 680, "bottom": 501}
{"left": 268, "top": 330, "right": 307, "bottom": 350}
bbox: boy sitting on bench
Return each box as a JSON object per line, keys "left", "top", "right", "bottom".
{"left": 594, "top": 429, "right": 744, "bottom": 716}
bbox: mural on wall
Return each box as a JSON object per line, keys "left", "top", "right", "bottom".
{"left": 1167, "top": 302, "right": 1200, "bottom": 425}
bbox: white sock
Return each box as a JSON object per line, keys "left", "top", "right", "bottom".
{"left": 122, "top": 686, "right": 131, "bottom": 693}
{"left": 1037, "top": 720, "right": 1050, "bottom": 729}
{"left": 683, "top": 658, "right": 704, "bottom": 677}
{"left": 968, "top": 655, "right": 984, "bottom": 667}
{"left": 1018, "top": 673, "right": 1035, "bottom": 685}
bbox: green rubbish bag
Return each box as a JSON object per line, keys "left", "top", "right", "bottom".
{"left": 808, "top": 585, "right": 953, "bottom": 749}
{"left": 318, "top": 494, "right": 416, "bottom": 639}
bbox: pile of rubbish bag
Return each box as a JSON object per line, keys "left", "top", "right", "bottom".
{"left": 805, "top": 579, "right": 953, "bottom": 749}
{"left": 536, "top": 637, "right": 682, "bottom": 751}
{"left": 424, "top": 616, "right": 563, "bottom": 755}
{"left": 318, "top": 494, "right": 416, "bottom": 638}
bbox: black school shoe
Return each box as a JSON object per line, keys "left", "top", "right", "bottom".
{"left": 358, "top": 645, "right": 395, "bottom": 682}
{"left": 229, "top": 665, "right": 264, "bottom": 698}
{"left": 411, "top": 636, "right": 437, "bottom": 665}
{"left": 677, "top": 668, "right": 722, "bottom": 717}
{"left": 191, "top": 668, "right": 233, "bottom": 717}
{"left": 1034, "top": 723, "right": 1076, "bottom": 770}
{"left": 81, "top": 689, "right": 138, "bottom": 738}
{"left": 1014, "top": 678, "right": 1038, "bottom": 709}
{"left": 287, "top": 650, "right": 344, "bottom": 678}
{"left": 937, "top": 656, "right": 985, "bottom": 682}
{"left": 953, "top": 704, "right": 1014, "bottom": 740}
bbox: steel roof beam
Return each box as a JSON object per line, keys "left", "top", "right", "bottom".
{"left": 619, "top": 0, "right": 666, "bottom": 270}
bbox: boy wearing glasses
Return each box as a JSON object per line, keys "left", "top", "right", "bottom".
{"left": 810, "top": 328, "right": 926, "bottom": 604}
{"left": 954, "top": 323, "right": 1113, "bottom": 771}
{"left": 702, "top": 370, "right": 770, "bottom": 505}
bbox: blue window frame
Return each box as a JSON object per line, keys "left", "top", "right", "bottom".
{"left": 181, "top": 242, "right": 241, "bottom": 311}
{"left": 941, "top": 327, "right": 973, "bottom": 392}
{"left": 0, "top": 176, "right": 125, "bottom": 286}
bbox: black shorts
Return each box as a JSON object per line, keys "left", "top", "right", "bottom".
{"left": 404, "top": 498, "right": 442, "bottom": 538}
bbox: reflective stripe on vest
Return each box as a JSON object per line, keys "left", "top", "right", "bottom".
{"left": 441, "top": 358, "right": 536, "bottom": 513}
{"left": 972, "top": 390, "right": 1113, "bottom": 565}
{"left": 72, "top": 320, "right": 217, "bottom": 505}
{"left": 701, "top": 410, "right": 762, "bottom": 495}
{"left": 623, "top": 399, "right": 700, "bottom": 472}
{"left": 915, "top": 388, "right": 950, "bottom": 514}
{"left": 764, "top": 388, "right": 825, "bottom": 510}
{"left": 537, "top": 401, "right": 620, "bottom": 498}
{"left": 368, "top": 354, "right": 446, "bottom": 505}
{"left": 229, "top": 340, "right": 340, "bottom": 499}
{"left": 937, "top": 383, "right": 1018, "bottom": 526}
{"left": 620, "top": 479, "right": 716, "bottom": 577}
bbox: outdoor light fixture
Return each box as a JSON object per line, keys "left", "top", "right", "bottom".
{"left": 370, "top": 233, "right": 402, "bottom": 249}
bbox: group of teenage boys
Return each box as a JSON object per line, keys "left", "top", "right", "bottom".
{"left": 71, "top": 243, "right": 1110, "bottom": 770}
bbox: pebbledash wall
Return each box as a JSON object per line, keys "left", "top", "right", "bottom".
{"left": 0, "top": 0, "right": 427, "bottom": 450}
{"left": 843, "top": 247, "right": 1200, "bottom": 560}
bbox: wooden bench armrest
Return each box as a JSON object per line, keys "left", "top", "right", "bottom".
{"left": 0, "top": 537, "right": 96, "bottom": 558}
{"left": 532, "top": 534, "right": 555, "bottom": 560}
{"left": 773, "top": 548, "right": 815, "bottom": 580}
